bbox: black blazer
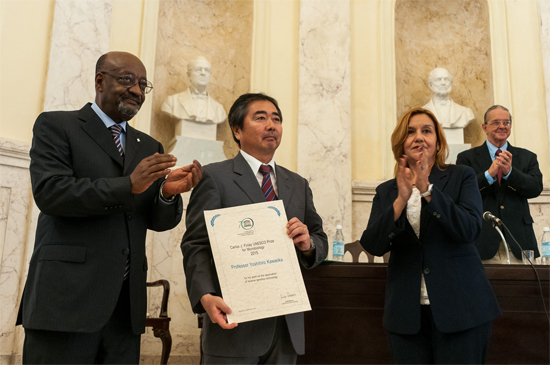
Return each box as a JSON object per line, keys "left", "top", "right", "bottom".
{"left": 181, "top": 152, "right": 328, "bottom": 357}
{"left": 360, "top": 165, "right": 501, "bottom": 334}
{"left": 456, "top": 143, "right": 543, "bottom": 259}
{"left": 17, "top": 104, "right": 183, "bottom": 335}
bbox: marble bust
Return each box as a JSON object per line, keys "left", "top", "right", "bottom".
{"left": 422, "top": 68, "right": 475, "bottom": 144}
{"left": 162, "top": 56, "right": 227, "bottom": 141}
{"left": 161, "top": 56, "right": 227, "bottom": 166}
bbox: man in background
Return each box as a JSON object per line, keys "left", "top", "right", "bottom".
{"left": 181, "top": 93, "right": 328, "bottom": 364}
{"left": 17, "top": 51, "right": 202, "bottom": 364}
{"left": 456, "top": 105, "right": 543, "bottom": 263}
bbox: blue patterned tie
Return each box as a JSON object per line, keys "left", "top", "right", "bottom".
{"left": 109, "top": 125, "right": 129, "bottom": 278}
{"left": 109, "top": 124, "right": 125, "bottom": 158}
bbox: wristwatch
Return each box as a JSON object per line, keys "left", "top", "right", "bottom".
{"left": 304, "top": 238, "right": 316, "bottom": 252}
{"left": 160, "top": 179, "right": 176, "bottom": 202}
{"left": 420, "top": 184, "right": 433, "bottom": 198}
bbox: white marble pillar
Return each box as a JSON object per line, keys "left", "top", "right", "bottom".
{"left": 298, "top": 0, "right": 352, "bottom": 250}
{"left": 0, "top": 138, "right": 36, "bottom": 365}
{"left": 44, "top": 0, "right": 113, "bottom": 111}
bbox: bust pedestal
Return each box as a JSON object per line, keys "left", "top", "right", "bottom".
{"left": 170, "top": 136, "right": 225, "bottom": 167}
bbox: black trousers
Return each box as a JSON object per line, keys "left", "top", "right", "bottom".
{"left": 202, "top": 317, "right": 298, "bottom": 364}
{"left": 23, "top": 280, "right": 141, "bottom": 364}
{"left": 387, "top": 305, "right": 493, "bottom": 364}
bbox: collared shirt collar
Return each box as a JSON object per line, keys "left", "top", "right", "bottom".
{"left": 240, "top": 150, "right": 276, "bottom": 177}
{"left": 189, "top": 85, "right": 208, "bottom": 97}
{"left": 486, "top": 140, "right": 508, "bottom": 160}
{"left": 91, "top": 102, "right": 127, "bottom": 132}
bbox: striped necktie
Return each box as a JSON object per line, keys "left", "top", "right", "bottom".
{"left": 109, "top": 124, "right": 125, "bottom": 158}
{"left": 259, "top": 165, "right": 277, "bottom": 201}
{"left": 110, "top": 124, "right": 129, "bottom": 278}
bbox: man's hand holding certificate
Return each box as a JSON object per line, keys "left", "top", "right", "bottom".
{"left": 203, "top": 200, "right": 312, "bottom": 324}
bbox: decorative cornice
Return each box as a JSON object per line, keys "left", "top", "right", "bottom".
{"left": 352, "top": 180, "right": 384, "bottom": 202}
{"left": 0, "top": 137, "right": 30, "bottom": 169}
{"left": 352, "top": 179, "right": 550, "bottom": 204}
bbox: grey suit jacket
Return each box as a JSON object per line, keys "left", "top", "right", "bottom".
{"left": 181, "top": 152, "right": 328, "bottom": 357}
{"left": 456, "top": 143, "right": 543, "bottom": 259}
{"left": 17, "top": 103, "right": 183, "bottom": 335}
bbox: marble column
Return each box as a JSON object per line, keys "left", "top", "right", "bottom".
{"left": 44, "top": 0, "right": 112, "bottom": 111}
{"left": 0, "top": 138, "right": 36, "bottom": 365}
{"left": 298, "top": 0, "right": 352, "bottom": 250}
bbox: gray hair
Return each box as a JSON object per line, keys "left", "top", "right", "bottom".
{"left": 484, "top": 105, "right": 512, "bottom": 124}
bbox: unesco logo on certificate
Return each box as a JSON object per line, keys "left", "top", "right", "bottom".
{"left": 238, "top": 218, "right": 255, "bottom": 236}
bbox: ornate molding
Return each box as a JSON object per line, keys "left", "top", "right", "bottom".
{"left": 352, "top": 179, "right": 550, "bottom": 204}
{"left": 0, "top": 138, "right": 30, "bottom": 169}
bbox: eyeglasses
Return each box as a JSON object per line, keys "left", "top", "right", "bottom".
{"left": 100, "top": 72, "right": 153, "bottom": 94}
{"left": 486, "top": 120, "right": 511, "bottom": 128}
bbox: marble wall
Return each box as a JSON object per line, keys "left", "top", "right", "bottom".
{"left": 298, "top": 0, "right": 352, "bottom": 247}
{"left": 151, "top": 0, "right": 254, "bottom": 160}
{"left": 0, "top": 139, "right": 35, "bottom": 365}
{"left": 395, "top": 0, "right": 493, "bottom": 148}
{"left": 2, "top": 1, "right": 550, "bottom": 364}
{"left": 44, "top": 0, "right": 112, "bottom": 112}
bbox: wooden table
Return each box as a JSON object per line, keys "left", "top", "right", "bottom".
{"left": 298, "top": 263, "right": 549, "bottom": 364}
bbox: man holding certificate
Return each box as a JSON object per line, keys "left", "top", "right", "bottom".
{"left": 181, "top": 93, "right": 328, "bottom": 364}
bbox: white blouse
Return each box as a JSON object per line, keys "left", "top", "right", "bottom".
{"left": 406, "top": 187, "right": 430, "bottom": 305}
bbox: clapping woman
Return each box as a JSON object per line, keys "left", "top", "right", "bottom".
{"left": 360, "top": 108, "right": 501, "bottom": 364}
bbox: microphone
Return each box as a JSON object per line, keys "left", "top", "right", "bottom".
{"left": 483, "top": 211, "right": 501, "bottom": 225}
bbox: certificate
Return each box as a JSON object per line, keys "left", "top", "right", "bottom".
{"left": 204, "top": 200, "right": 311, "bottom": 324}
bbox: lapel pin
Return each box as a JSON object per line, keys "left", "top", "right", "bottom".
{"left": 137, "top": 138, "right": 141, "bottom": 142}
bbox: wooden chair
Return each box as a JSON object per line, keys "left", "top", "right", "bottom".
{"left": 145, "top": 280, "right": 172, "bottom": 365}
{"left": 344, "top": 240, "right": 390, "bottom": 263}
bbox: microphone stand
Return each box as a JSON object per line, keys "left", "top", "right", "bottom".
{"left": 492, "top": 224, "right": 511, "bottom": 265}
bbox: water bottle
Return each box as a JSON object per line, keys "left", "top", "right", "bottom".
{"left": 541, "top": 227, "right": 550, "bottom": 265}
{"left": 332, "top": 225, "right": 345, "bottom": 261}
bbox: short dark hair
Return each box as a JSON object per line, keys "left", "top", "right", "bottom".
{"left": 96, "top": 53, "right": 108, "bottom": 74}
{"left": 484, "top": 105, "right": 513, "bottom": 124}
{"left": 228, "top": 93, "right": 282, "bottom": 147}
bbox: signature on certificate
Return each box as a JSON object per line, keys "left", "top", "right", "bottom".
{"left": 281, "top": 292, "right": 299, "bottom": 304}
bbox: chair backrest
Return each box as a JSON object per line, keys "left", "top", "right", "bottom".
{"left": 344, "top": 241, "right": 390, "bottom": 263}
{"left": 146, "top": 279, "right": 170, "bottom": 317}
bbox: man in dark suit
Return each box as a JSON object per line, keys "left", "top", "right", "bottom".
{"left": 181, "top": 93, "right": 328, "bottom": 364}
{"left": 456, "top": 105, "right": 543, "bottom": 262}
{"left": 17, "top": 51, "right": 202, "bottom": 364}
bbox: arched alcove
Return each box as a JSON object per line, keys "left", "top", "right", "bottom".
{"left": 395, "top": 0, "right": 493, "bottom": 148}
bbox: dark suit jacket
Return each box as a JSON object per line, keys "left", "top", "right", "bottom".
{"left": 456, "top": 143, "right": 543, "bottom": 260}
{"left": 181, "top": 152, "right": 328, "bottom": 357}
{"left": 17, "top": 103, "right": 183, "bottom": 335}
{"left": 360, "top": 165, "right": 501, "bottom": 335}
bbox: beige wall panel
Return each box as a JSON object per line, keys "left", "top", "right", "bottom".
{"left": 251, "top": 0, "right": 300, "bottom": 171}
{"left": 151, "top": 0, "right": 253, "bottom": 157}
{"left": 351, "top": 0, "right": 384, "bottom": 180}
{"left": 395, "top": 0, "right": 493, "bottom": 148}
{"left": 109, "top": 0, "right": 144, "bottom": 56}
{"left": 0, "top": 0, "right": 55, "bottom": 144}
{"left": 504, "top": 0, "right": 550, "bottom": 179}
